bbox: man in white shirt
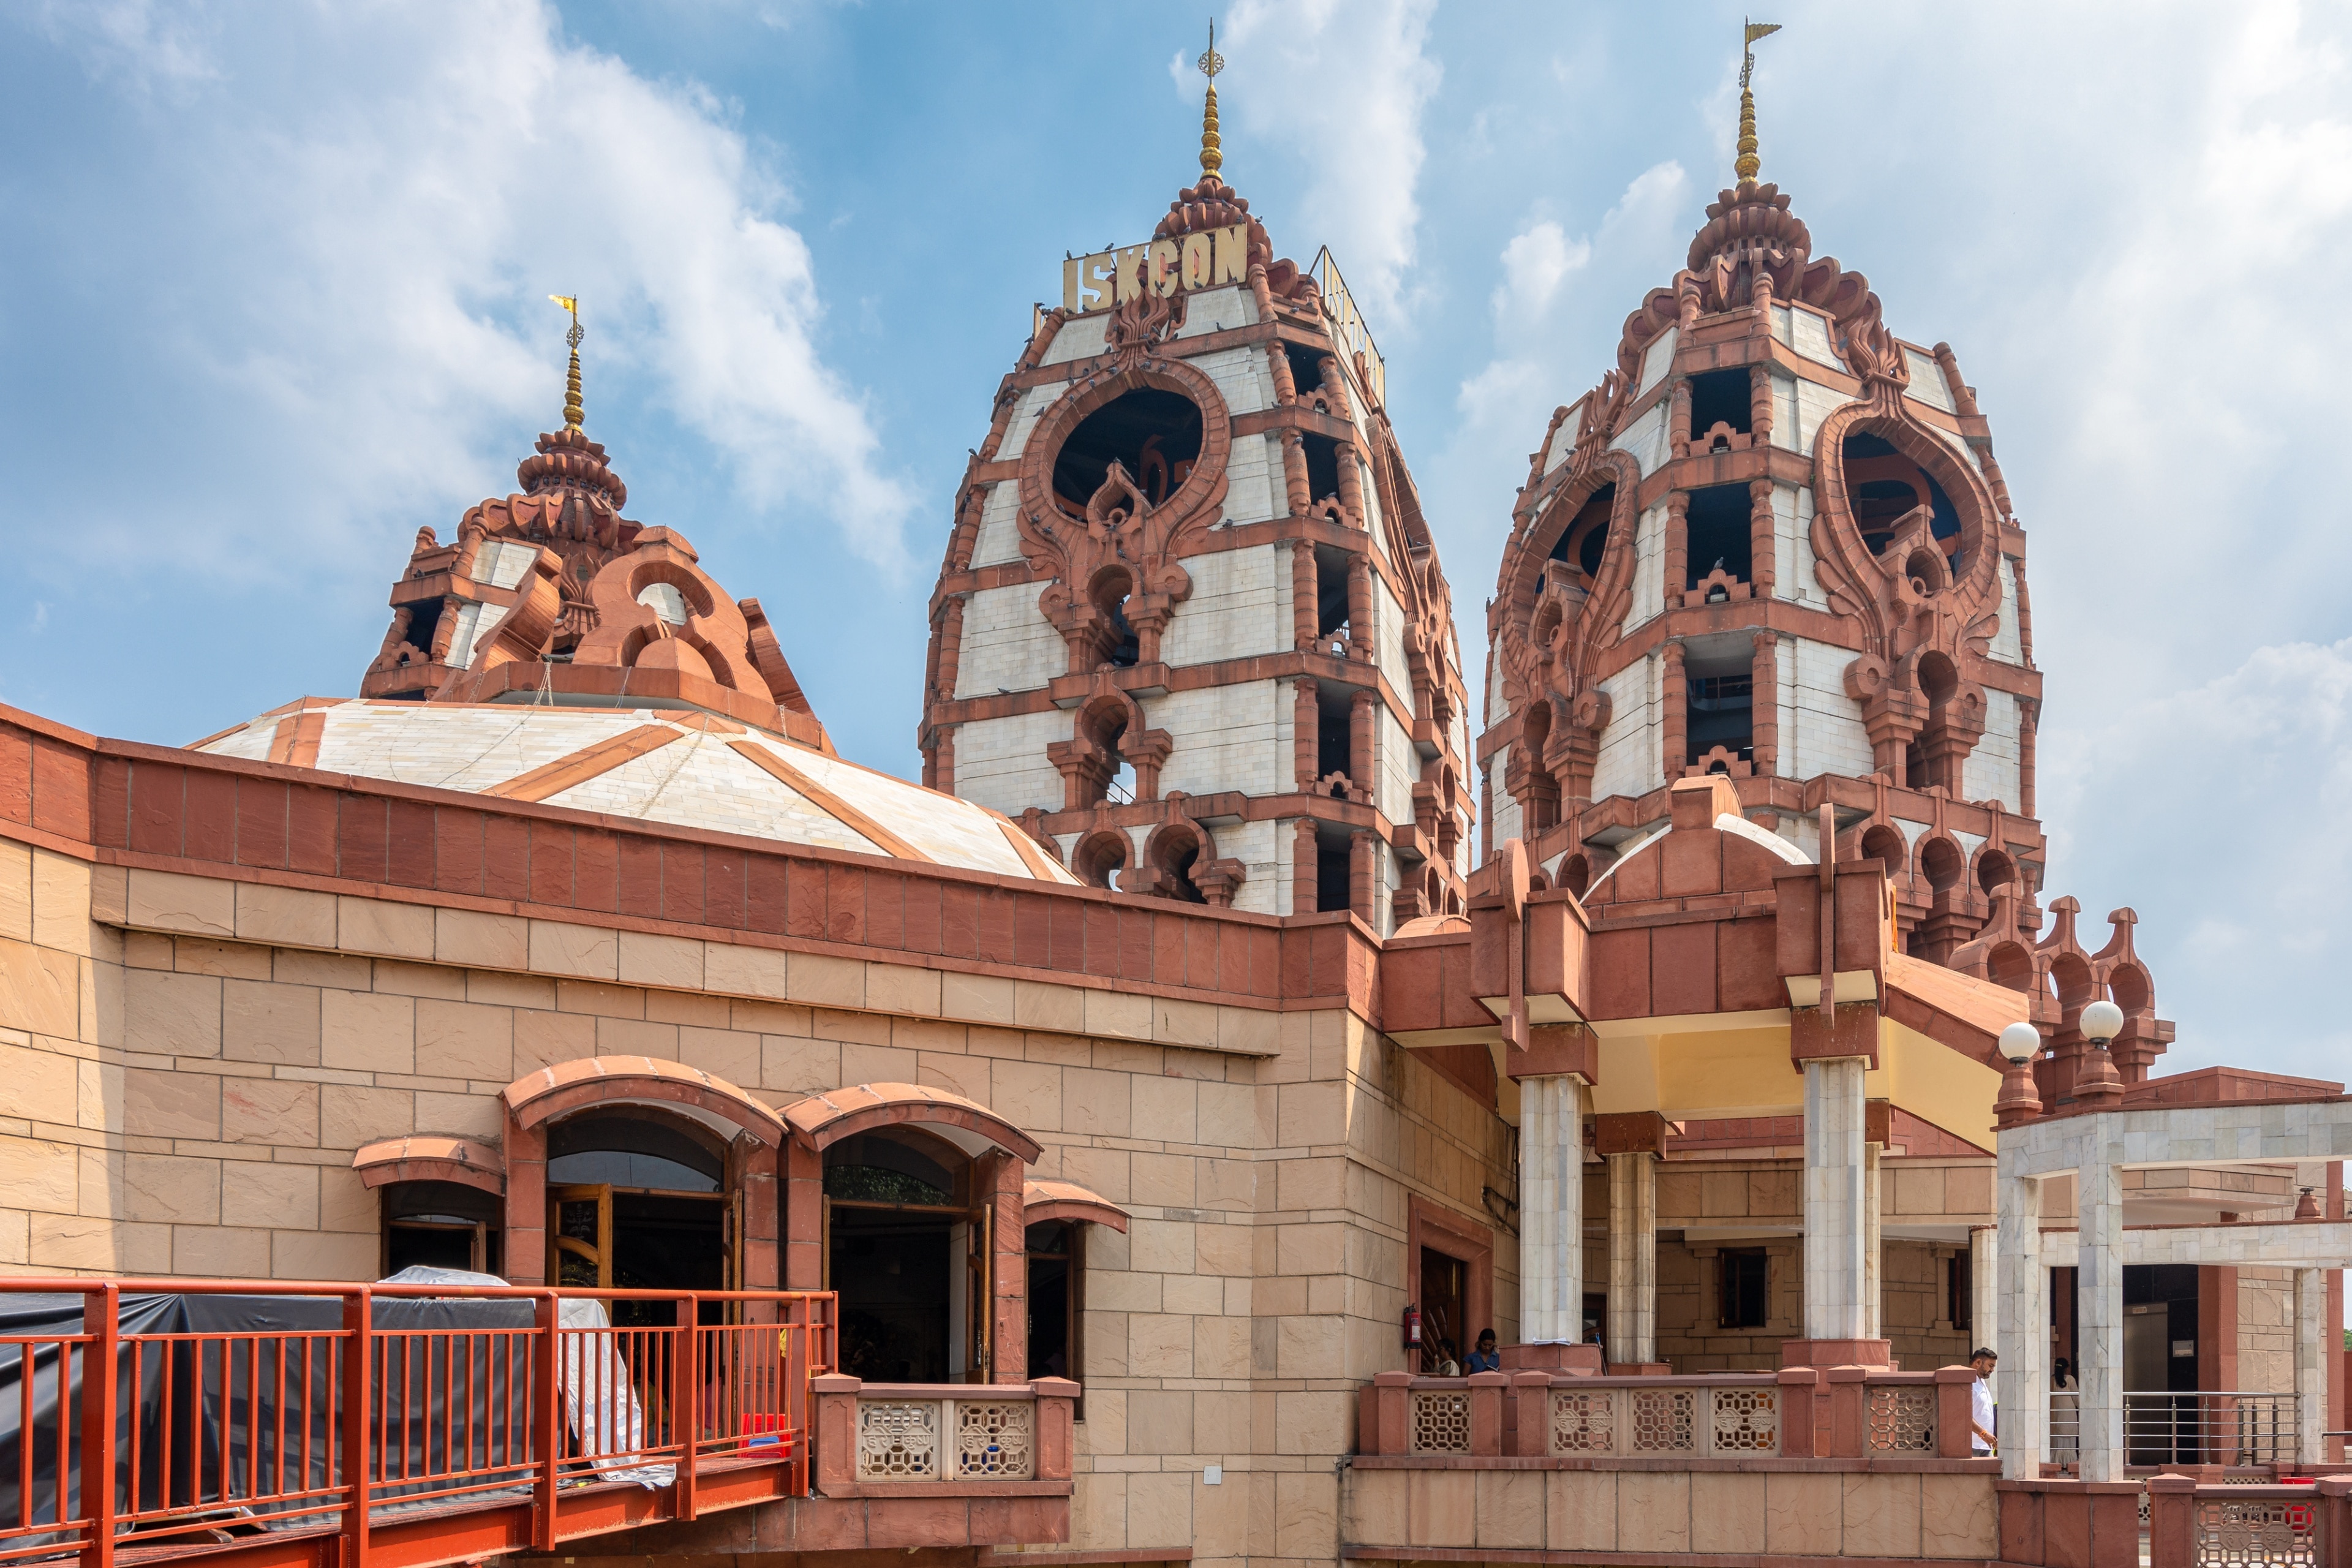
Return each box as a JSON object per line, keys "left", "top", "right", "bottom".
{"left": 1969, "top": 1348, "right": 1999, "bottom": 1456}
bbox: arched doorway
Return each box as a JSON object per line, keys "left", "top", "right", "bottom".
{"left": 823, "top": 1127, "right": 996, "bottom": 1383}
{"left": 545, "top": 1110, "right": 737, "bottom": 1320}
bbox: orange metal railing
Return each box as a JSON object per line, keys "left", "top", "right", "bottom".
{"left": 0, "top": 1281, "right": 834, "bottom": 1568}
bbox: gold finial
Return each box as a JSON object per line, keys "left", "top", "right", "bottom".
{"left": 549, "top": 294, "right": 584, "bottom": 429}
{"left": 1196, "top": 20, "right": 1225, "bottom": 182}
{"left": 1736, "top": 20, "right": 1781, "bottom": 188}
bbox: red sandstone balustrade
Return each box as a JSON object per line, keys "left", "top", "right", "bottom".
{"left": 812, "top": 1376, "right": 1077, "bottom": 1488}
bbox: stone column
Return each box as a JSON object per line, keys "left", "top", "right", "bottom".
{"left": 1349, "top": 690, "right": 1377, "bottom": 798}
{"left": 2077, "top": 1145, "right": 2124, "bottom": 1482}
{"left": 1521, "top": 1075, "right": 1588, "bottom": 1344}
{"left": 1287, "top": 539, "right": 1319, "bottom": 651}
{"left": 1293, "top": 678, "right": 1321, "bottom": 790}
{"left": 1347, "top": 557, "right": 1374, "bottom": 662}
{"left": 1863, "top": 1140, "right": 1883, "bottom": 1339}
{"left": 2297, "top": 1268, "right": 2327, "bottom": 1466}
{"left": 1996, "top": 1169, "right": 2047, "bottom": 1480}
{"left": 1969, "top": 1225, "right": 1997, "bottom": 1352}
{"left": 1607, "top": 1152, "right": 1657, "bottom": 1365}
{"left": 1291, "top": 819, "right": 1319, "bottom": 915}
{"left": 1802, "top": 1057, "right": 1869, "bottom": 1341}
{"left": 1661, "top": 640, "right": 1689, "bottom": 783}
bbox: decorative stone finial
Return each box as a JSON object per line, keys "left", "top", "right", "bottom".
{"left": 1736, "top": 20, "right": 1781, "bottom": 189}
{"left": 1197, "top": 21, "right": 1225, "bottom": 184}
{"left": 549, "top": 294, "right": 585, "bottom": 430}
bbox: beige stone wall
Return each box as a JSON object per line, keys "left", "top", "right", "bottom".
{"left": 0, "top": 856, "right": 1517, "bottom": 1568}
{"left": 1885, "top": 1239, "right": 1973, "bottom": 1371}
{"left": 1343, "top": 1462, "right": 2000, "bottom": 1560}
{"left": 2237, "top": 1268, "right": 2296, "bottom": 1393}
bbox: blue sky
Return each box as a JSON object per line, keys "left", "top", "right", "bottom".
{"left": 6, "top": 1, "right": 2352, "bottom": 1077}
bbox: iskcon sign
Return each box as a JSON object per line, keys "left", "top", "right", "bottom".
{"left": 1060, "top": 226, "right": 1251, "bottom": 313}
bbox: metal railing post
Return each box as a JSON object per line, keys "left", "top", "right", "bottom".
{"left": 532, "top": 1292, "right": 560, "bottom": 1552}
{"left": 339, "top": 1288, "right": 372, "bottom": 1568}
{"left": 676, "top": 1296, "right": 699, "bottom": 1521}
{"left": 786, "top": 1303, "right": 810, "bottom": 1496}
{"left": 78, "top": 1284, "right": 118, "bottom": 1568}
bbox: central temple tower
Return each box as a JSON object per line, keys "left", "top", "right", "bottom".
{"left": 920, "top": 59, "right": 1472, "bottom": 930}
{"left": 1478, "top": 67, "right": 2050, "bottom": 967}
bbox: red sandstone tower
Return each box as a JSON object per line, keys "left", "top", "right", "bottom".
{"left": 1479, "top": 76, "right": 2048, "bottom": 967}
{"left": 919, "top": 53, "right": 1472, "bottom": 928}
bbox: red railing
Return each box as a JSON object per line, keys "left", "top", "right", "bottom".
{"left": 0, "top": 1281, "right": 834, "bottom": 1568}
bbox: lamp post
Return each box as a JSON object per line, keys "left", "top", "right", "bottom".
{"left": 2076, "top": 998, "right": 2125, "bottom": 1102}
{"left": 1994, "top": 1022, "right": 2043, "bottom": 1128}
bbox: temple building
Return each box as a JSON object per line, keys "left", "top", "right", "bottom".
{"left": 921, "top": 51, "right": 1474, "bottom": 930}
{"left": 0, "top": 32, "right": 2342, "bottom": 1568}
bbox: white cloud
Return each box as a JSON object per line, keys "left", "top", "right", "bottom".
{"left": 2041, "top": 636, "right": 2352, "bottom": 1080}
{"left": 20, "top": 0, "right": 913, "bottom": 578}
{"left": 1491, "top": 221, "right": 1586, "bottom": 325}
{"left": 1216, "top": 0, "right": 1441, "bottom": 326}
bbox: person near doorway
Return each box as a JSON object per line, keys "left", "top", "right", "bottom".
{"left": 1464, "top": 1330, "right": 1501, "bottom": 1374}
{"left": 1434, "top": 1337, "right": 1461, "bottom": 1376}
{"left": 2050, "top": 1355, "right": 2080, "bottom": 1468}
{"left": 1969, "top": 1348, "right": 1999, "bottom": 1456}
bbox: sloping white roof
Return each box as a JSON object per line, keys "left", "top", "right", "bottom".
{"left": 194, "top": 698, "right": 1077, "bottom": 884}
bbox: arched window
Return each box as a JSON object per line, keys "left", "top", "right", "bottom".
{"left": 383, "top": 1180, "right": 502, "bottom": 1276}
{"left": 545, "top": 1111, "right": 733, "bottom": 1311}
{"left": 824, "top": 1128, "right": 993, "bottom": 1384}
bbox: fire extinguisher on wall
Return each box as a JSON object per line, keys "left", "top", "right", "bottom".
{"left": 1402, "top": 1302, "right": 1421, "bottom": 1354}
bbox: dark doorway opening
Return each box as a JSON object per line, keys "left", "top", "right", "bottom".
{"left": 546, "top": 1113, "right": 732, "bottom": 1325}
{"left": 824, "top": 1128, "right": 993, "bottom": 1384}
{"left": 1419, "top": 1246, "right": 1467, "bottom": 1374}
{"left": 1684, "top": 484, "right": 1754, "bottom": 593}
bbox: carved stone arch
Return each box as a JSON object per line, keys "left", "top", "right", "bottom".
{"left": 1130, "top": 813, "right": 1245, "bottom": 907}
{"left": 1014, "top": 357, "right": 1235, "bottom": 558}
{"left": 1809, "top": 402, "right": 2003, "bottom": 632}
{"left": 1069, "top": 827, "right": 1133, "bottom": 891}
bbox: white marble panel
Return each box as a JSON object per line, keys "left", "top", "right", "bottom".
{"left": 1987, "top": 556, "right": 2024, "bottom": 665}
{"left": 1544, "top": 403, "right": 1585, "bottom": 474}
{"left": 1610, "top": 399, "right": 1672, "bottom": 477}
{"left": 1189, "top": 344, "right": 1273, "bottom": 417}
{"left": 1774, "top": 484, "right": 1826, "bottom": 609}
{"left": 996, "top": 382, "right": 1064, "bottom": 462}
{"left": 953, "top": 582, "right": 1063, "bottom": 699}
{"left": 1373, "top": 575, "right": 1412, "bottom": 699}
{"left": 952, "top": 708, "right": 1073, "bottom": 818}
{"left": 1770, "top": 371, "right": 1800, "bottom": 454}
{"left": 1793, "top": 377, "right": 1852, "bottom": 460}
{"left": 1039, "top": 312, "right": 1108, "bottom": 366}
{"left": 1376, "top": 706, "right": 1416, "bottom": 828}
{"left": 1962, "top": 688, "right": 2021, "bottom": 810}
{"left": 1638, "top": 327, "right": 1679, "bottom": 393}
{"left": 968, "top": 480, "right": 1025, "bottom": 570}
{"left": 1221, "top": 432, "right": 1280, "bottom": 528}
{"left": 1487, "top": 751, "right": 1523, "bottom": 848}
{"left": 1146, "top": 680, "right": 1287, "bottom": 799}
{"left": 1781, "top": 636, "right": 1874, "bottom": 780}
{"left": 1789, "top": 306, "right": 1843, "bottom": 371}
{"left": 1904, "top": 348, "right": 1954, "bottom": 412}
{"left": 1621, "top": 502, "right": 1667, "bottom": 635}
{"left": 1591, "top": 656, "right": 1661, "bottom": 803}
{"left": 1216, "top": 816, "right": 1287, "bottom": 917}
{"left": 1163, "top": 543, "right": 1283, "bottom": 667}
{"left": 1174, "top": 284, "right": 1256, "bottom": 337}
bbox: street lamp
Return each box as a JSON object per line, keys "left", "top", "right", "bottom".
{"left": 1995, "top": 1022, "right": 2043, "bottom": 1127}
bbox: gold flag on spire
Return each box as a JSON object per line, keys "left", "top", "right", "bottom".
{"left": 1736, "top": 20, "right": 1780, "bottom": 187}
{"left": 549, "top": 295, "right": 584, "bottom": 430}
{"left": 1197, "top": 20, "right": 1225, "bottom": 182}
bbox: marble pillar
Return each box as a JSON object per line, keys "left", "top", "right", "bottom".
{"left": 2076, "top": 1150, "right": 2123, "bottom": 1482}
{"left": 1607, "top": 1151, "right": 1657, "bottom": 1363}
{"left": 1969, "top": 1225, "right": 1997, "bottom": 1352}
{"left": 1863, "top": 1140, "right": 1883, "bottom": 1339}
{"left": 1802, "top": 1057, "right": 1869, "bottom": 1341}
{"left": 1521, "top": 1074, "right": 1588, "bottom": 1343}
{"left": 1996, "top": 1170, "right": 2047, "bottom": 1479}
{"left": 2296, "top": 1267, "right": 2326, "bottom": 1466}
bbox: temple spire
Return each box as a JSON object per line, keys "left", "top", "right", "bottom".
{"left": 549, "top": 293, "right": 584, "bottom": 429}
{"left": 1197, "top": 21, "right": 1225, "bottom": 183}
{"left": 1735, "top": 19, "right": 1781, "bottom": 189}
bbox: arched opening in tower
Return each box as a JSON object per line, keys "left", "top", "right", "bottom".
{"left": 1088, "top": 565, "right": 1140, "bottom": 669}
{"left": 1841, "top": 431, "right": 1962, "bottom": 567}
{"left": 1052, "top": 389, "right": 1204, "bottom": 513}
{"left": 1547, "top": 483, "right": 1615, "bottom": 581}
{"left": 1683, "top": 639, "right": 1754, "bottom": 771}
{"left": 1683, "top": 484, "right": 1753, "bottom": 595}
{"left": 1686, "top": 368, "right": 1752, "bottom": 451}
